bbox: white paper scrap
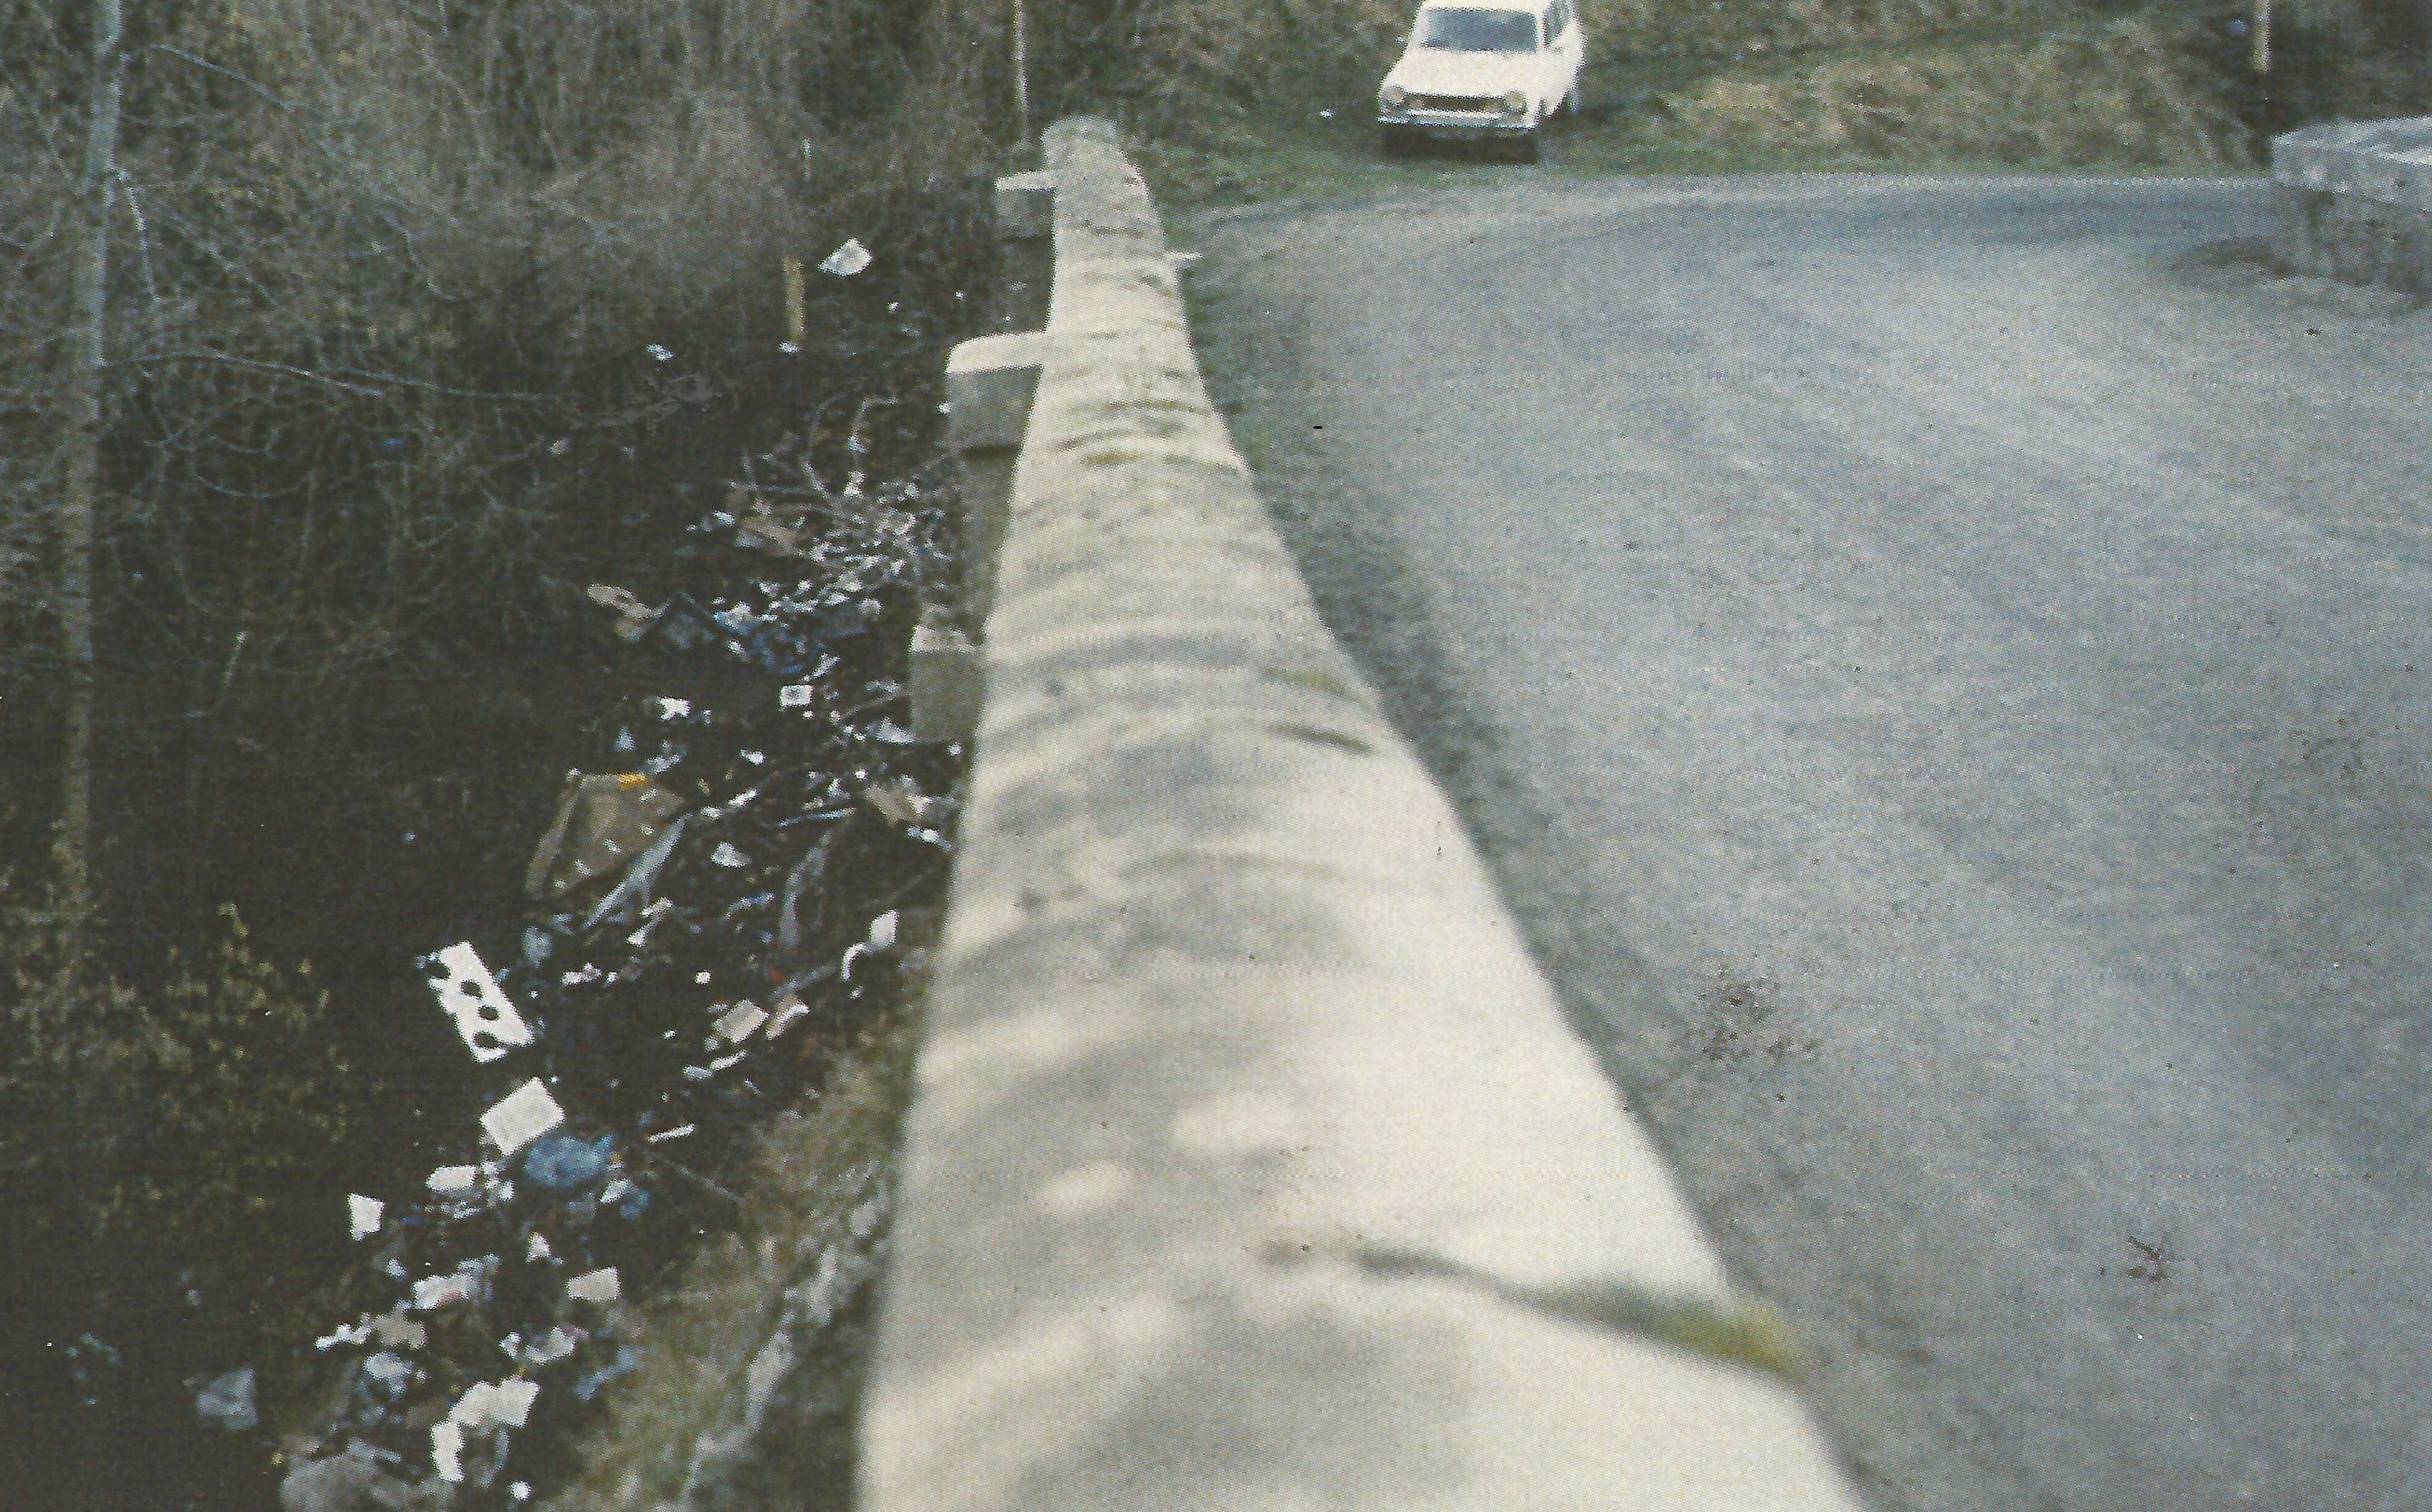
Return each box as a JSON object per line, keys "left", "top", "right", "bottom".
{"left": 566, "top": 1267, "right": 621, "bottom": 1305}
{"left": 427, "top": 942, "right": 535, "bottom": 1063}
{"left": 867, "top": 910, "right": 899, "bottom": 951}
{"left": 523, "top": 1329, "right": 579, "bottom": 1366}
{"left": 426, "top": 1165, "right": 479, "bottom": 1197}
{"left": 348, "top": 1194, "right": 384, "bottom": 1240}
{"left": 481, "top": 1080, "right": 564, "bottom": 1157}
{"left": 411, "top": 1271, "right": 477, "bottom": 1312}
{"left": 491, "top": 1378, "right": 540, "bottom": 1427}
{"left": 432, "top": 1420, "right": 465, "bottom": 1482}
{"left": 449, "top": 1381, "right": 499, "bottom": 1425}
{"left": 712, "top": 1001, "right": 768, "bottom": 1044}
{"left": 819, "top": 237, "right": 871, "bottom": 277}
{"left": 779, "top": 683, "right": 813, "bottom": 709}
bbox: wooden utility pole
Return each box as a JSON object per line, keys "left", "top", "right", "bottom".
{"left": 55, "top": 0, "right": 124, "bottom": 958}
{"left": 2252, "top": 0, "right": 2273, "bottom": 75}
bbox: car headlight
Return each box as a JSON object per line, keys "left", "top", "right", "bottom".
{"left": 1381, "top": 85, "right": 1408, "bottom": 112}
{"left": 1501, "top": 90, "right": 1529, "bottom": 117}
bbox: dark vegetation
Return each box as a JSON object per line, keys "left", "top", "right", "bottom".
{"left": 2, "top": 0, "right": 2425, "bottom": 1507}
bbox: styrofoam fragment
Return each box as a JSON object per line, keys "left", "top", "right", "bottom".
{"left": 713, "top": 1001, "right": 769, "bottom": 1044}
{"left": 426, "top": 1165, "right": 479, "bottom": 1197}
{"left": 820, "top": 237, "right": 871, "bottom": 277}
{"left": 426, "top": 942, "right": 534, "bottom": 1063}
{"left": 348, "top": 1194, "right": 384, "bottom": 1240}
{"left": 480, "top": 1080, "right": 564, "bottom": 1156}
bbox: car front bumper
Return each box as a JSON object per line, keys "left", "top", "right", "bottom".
{"left": 1378, "top": 110, "right": 1534, "bottom": 139}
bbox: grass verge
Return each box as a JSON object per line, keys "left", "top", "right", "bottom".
{"left": 537, "top": 978, "right": 927, "bottom": 1512}
{"left": 1135, "top": 7, "right": 2262, "bottom": 209}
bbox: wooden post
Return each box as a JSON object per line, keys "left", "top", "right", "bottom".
{"left": 2252, "top": 0, "right": 2273, "bottom": 76}
{"left": 1013, "top": 0, "right": 1032, "bottom": 150}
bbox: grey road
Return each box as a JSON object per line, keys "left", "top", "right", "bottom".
{"left": 1183, "top": 175, "right": 2432, "bottom": 1512}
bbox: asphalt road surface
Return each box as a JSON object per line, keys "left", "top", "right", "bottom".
{"left": 1183, "top": 173, "right": 2432, "bottom": 1512}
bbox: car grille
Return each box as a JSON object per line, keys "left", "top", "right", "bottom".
{"left": 1410, "top": 94, "right": 1500, "bottom": 113}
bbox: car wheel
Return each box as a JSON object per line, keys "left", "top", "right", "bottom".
{"left": 1380, "top": 126, "right": 1413, "bottom": 159}
{"left": 1511, "top": 127, "right": 1542, "bottom": 163}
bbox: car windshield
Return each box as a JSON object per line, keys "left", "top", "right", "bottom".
{"left": 1415, "top": 7, "right": 1539, "bottom": 52}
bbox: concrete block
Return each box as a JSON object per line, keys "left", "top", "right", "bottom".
{"left": 994, "top": 171, "right": 1057, "bottom": 242}
{"left": 909, "top": 618, "right": 985, "bottom": 743}
{"left": 955, "top": 449, "right": 1016, "bottom": 631}
{"left": 945, "top": 333, "right": 1046, "bottom": 453}
{"left": 2271, "top": 118, "right": 2432, "bottom": 296}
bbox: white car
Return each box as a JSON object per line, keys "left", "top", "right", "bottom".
{"left": 1377, "top": 0, "right": 1586, "bottom": 162}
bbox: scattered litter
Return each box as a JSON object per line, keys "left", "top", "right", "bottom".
{"left": 283, "top": 412, "right": 963, "bottom": 1510}
{"left": 646, "top": 343, "right": 674, "bottom": 362}
{"left": 566, "top": 1268, "right": 621, "bottom": 1305}
{"left": 315, "top": 1321, "right": 372, "bottom": 1352}
{"left": 481, "top": 1080, "right": 565, "bottom": 1156}
{"left": 521, "top": 1133, "right": 611, "bottom": 1193}
{"left": 195, "top": 1367, "right": 259, "bottom": 1432}
{"left": 819, "top": 237, "right": 871, "bottom": 278}
{"left": 586, "top": 583, "right": 660, "bottom": 641}
{"left": 425, "top": 943, "right": 534, "bottom": 1063}
{"left": 491, "top": 1378, "right": 541, "bottom": 1428}
{"left": 526, "top": 772, "right": 689, "bottom": 902}
{"left": 431, "top": 1419, "right": 465, "bottom": 1482}
{"left": 450, "top": 1381, "right": 501, "bottom": 1426}
{"left": 713, "top": 1000, "right": 769, "bottom": 1044}
{"left": 370, "top": 1315, "right": 426, "bottom": 1350}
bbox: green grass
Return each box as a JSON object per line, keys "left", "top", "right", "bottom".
{"left": 1133, "top": 7, "right": 2261, "bottom": 211}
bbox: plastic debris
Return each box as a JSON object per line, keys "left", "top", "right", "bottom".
{"left": 646, "top": 343, "right": 674, "bottom": 362}
{"left": 565, "top": 1268, "right": 621, "bottom": 1304}
{"left": 491, "top": 1378, "right": 540, "bottom": 1428}
{"left": 525, "top": 772, "right": 689, "bottom": 902}
{"left": 712, "top": 1000, "right": 769, "bottom": 1044}
{"left": 371, "top": 1315, "right": 427, "bottom": 1350}
{"left": 521, "top": 1133, "right": 612, "bottom": 1193}
{"left": 425, "top": 943, "right": 535, "bottom": 1063}
{"left": 481, "top": 1080, "right": 565, "bottom": 1156}
{"left": 586, "top": 583, "right": 660, "bottom": 642}
{"left": 431, "top": 1419, "right": 465, "bottom": 1482}
{"left": 819, "top": 237, "right": 871, "bottom": 278}
{"left": 195, "top": 1367, "right": 260, "bottom": 1432}
{"left": 285, "top": 416, "right": 964, "bottom": 1510}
